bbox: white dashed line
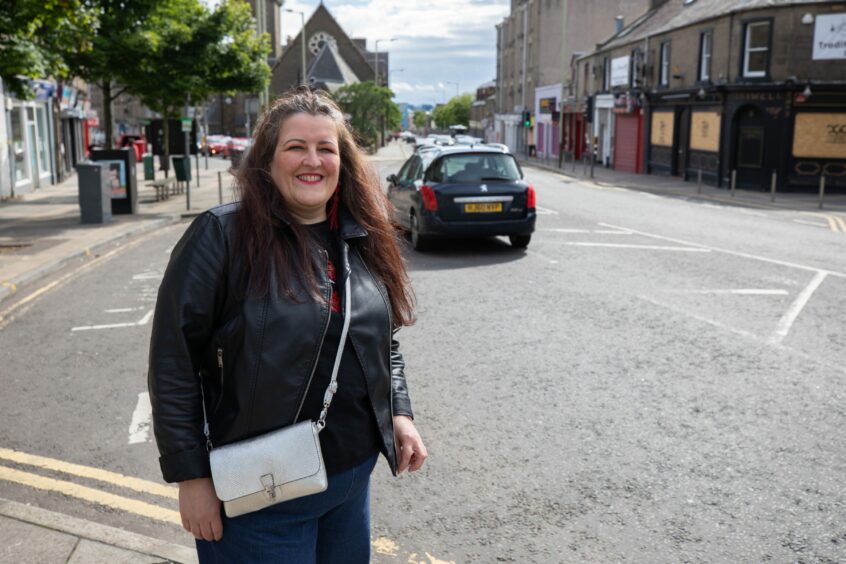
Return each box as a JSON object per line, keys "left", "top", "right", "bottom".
{"left": 562, "top": 242, "right": 711, "bottom": 252}
{"left": 769, "top": 271, "right": 828, "bottom": 345}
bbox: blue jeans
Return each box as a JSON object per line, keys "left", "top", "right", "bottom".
{"left": 196, "top": 454, "right": 378, "bottom": 564}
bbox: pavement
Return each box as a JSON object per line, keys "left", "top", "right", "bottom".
{"left": 517, "top": 153, "right": 846, "bottom": 214}
{"left": 0, "top": 139, "right": 842, "bottom": 562}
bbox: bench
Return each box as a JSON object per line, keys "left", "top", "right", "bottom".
{"left": 147, "top": 177, "right": 177, "bottom": 201}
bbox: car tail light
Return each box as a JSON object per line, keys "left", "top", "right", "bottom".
{"left": 526, "top": 185, "right": 536, "bottom": 209}
{"left": 421, "top": 185, "right": 438, "bottom": 211}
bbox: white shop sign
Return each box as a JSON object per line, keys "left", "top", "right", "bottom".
{"left": 813, "top": 13, "right": 846, "bottom": 60}
{"left": 611, "top": 56, "right": 630, "bottom": 87}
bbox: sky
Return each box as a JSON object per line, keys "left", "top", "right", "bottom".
{"left": 275, "top": 0, "right": 509, "bottom": 106}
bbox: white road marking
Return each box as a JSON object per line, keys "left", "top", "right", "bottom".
{"left": 793, "top": 219, "right": 828, "bottom": 228}
{"left": 539, "top": 228, "right": 632, "bottom": 234}
{"left": 598, "top": 222, "right": 846, "bottom": 278}
{"left": 562, "top": 242, "right": 711, "bottom": 252}
{"left": 137, "top": 310, "right": 154, "bottom": 325}
{"left": 71, "top": 310, "right": 153, "bottom": 332}
{"left": 638, "top": 295, "right": 758, "bottom": 340}
{"left": 164, "top": 246, "right": 174, "bottom": 254}
{"left": 669, "top": 289, "right": 789, "bottom": 296}
{"left": 128, "top": 392, "right": 152, "bottom": 444}
{"left": 105, "top": 307, "right": 145, "bottom": 313}
{"left": 769, "top": 271, "right": 828, "bottom": 345}
{"left": 526, "top": 250, "right": 558, "bottom": 264}
{"left": 132, "top": 272, "right": 162, "bottom": 280}
{"left": 535, "top": 206, "right": 559, "bottom": 215}
{"left": 735, "top": 209, "right": 768, "bottom": 217}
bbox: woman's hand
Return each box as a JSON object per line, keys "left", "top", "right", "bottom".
{"left": 393, "top": 415, "right": 428, "bottom": 474}
{"left": 178, "top": 477, "right": 223, "bottom": 541}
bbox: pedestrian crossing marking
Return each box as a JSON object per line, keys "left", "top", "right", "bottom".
{"left": 0, "top": 447, "right": 177, "bottom": 500}
{"left": 0, "top": 464, "right": 181, "bottom": 525}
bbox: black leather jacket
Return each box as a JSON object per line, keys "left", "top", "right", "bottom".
{"left": 148, "top": 203, "right": 413, "bottom": 483}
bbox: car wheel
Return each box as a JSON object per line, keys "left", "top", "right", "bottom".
{"left": 410, "top": 213, "right": 430, "bottom": 252}
{"left": 509, "top": 234, "right": 531, "bottom": 248}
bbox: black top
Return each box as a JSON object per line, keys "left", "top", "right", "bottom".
{"left": 297, "top": 221, "right": 382, "bottom": 475}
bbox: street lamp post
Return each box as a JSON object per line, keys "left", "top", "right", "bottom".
{"left": 285, "top": 8, "right": 307, "bottom": 85}
{"left": 374, "top": 37, "right": 396, "bottom": 86}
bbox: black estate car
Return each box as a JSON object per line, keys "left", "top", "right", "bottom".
{"left": 386, "top": 146, "right": 536, "bottom": 251}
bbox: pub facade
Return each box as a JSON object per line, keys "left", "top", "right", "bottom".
{"left": 575, "top": 0, "right": 846, "bottom": 192}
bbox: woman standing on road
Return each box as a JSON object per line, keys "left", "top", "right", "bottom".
{"left": 148, "top": 86, "right": 427, "bottom": 562}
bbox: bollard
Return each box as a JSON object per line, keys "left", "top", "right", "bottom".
{"left": 730, "top": 170, "right": 737, "bottom": 198}
{"left": 590, "top": 153, "right": 595, "bottom": 179}
{"left": 218, "top": 171, "right": 223, "bottom": 205}
{"left": 583, "top": 153, "right": 588, "bottom": 176}
{"left": 697, "top": 169, "right": 703, "bottom": 194}
{"left": 195, "top": 152, "right": 200, "bottom": 188}
{"left": 571, "top": 152, "right": 576, "bottom": 173}
{"left": 770, "top": 170, "right": 777, "bottom": 203}
{"left": 819, "top": 175, "right": 826, "bottom": 209}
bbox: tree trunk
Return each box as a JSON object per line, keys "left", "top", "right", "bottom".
{"left": 102, "top": 80, "right": 113, "bottom": 149}
{"left": 162, "top": 110, "right": 170, "bottom": 178}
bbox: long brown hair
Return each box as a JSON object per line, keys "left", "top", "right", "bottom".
{"left": 233, "top": 86, "right": 415, "bottom": 327}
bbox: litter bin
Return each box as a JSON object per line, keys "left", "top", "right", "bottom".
{"left": 172, "top": 156, "right": 191, "bottom": 183}
{"left": 76, "top": 162, "right": 112, "bottom": 224}
{"left": 133, "top": 140, "right": 146, "bottom": 162}
{"left": 143, "top": 154, "right": 155, "bottom": 181}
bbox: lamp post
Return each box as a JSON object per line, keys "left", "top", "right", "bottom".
{"left": 285, "top": 8, "right": 307, "bottom": 85}
{"left": 374, "top": 37, "right": 396, "bottom": 86}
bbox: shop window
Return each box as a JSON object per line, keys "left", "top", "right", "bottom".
{"left": 742, "top": 21, "right": 770, "bottom": 78}
{"left": 36, "top": 106, "right": 50, "bottom": 175}
{"left": 737, "top": 126, "right": 764, "bottom": 168}
{"left": 11, "top": 108, "right": 29, "bottom": 183}
{"left": 699, "top": 31, "right": 712, "bottom": 81}
{"left": 659, "top": 41, "right": 671, "bottom": 86}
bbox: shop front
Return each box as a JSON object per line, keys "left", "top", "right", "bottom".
{"left": 724, "top": 91, "right": 786, "bottom": 191}
{"left": 9, "top": 88, "right": 56, "bottom": 195}
{"left": 593, "top": 94, "right": 614, "bottom": 167}
{"left": 612, "top": 93, "right": 644, "bottom": 174}
{"left": 560, "top": 103, "right": 586, "bottom": 163}
{"left": 787, "top": 91, "right": 846, "bottom": 192}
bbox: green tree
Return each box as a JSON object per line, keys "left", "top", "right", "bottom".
{"left": 413, "top": 110, "right": 428, "bottom": 131}
{"left": 333, "top": 81, "right": 401, "bottom": 149}
{"left": 61, "top": 0, "right": 162, "bottom": 148}
{"left": 432, "top": 93, "right": 472, "bottom": 129}
{"left": 126, "top": 0, "right": 270, "bottom": 171}
{"left": 0, "top": 0, "right": 94, "bottom": 98}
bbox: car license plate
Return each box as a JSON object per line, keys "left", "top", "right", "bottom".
{"left": 464, "top": 203, "right": 502, "bottom": 213}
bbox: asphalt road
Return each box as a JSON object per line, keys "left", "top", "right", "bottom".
{"left": 0, "top": 154, "right": 843, "bottom": 563}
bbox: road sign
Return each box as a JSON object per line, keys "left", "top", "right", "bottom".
{"left": 181, "top": 118, "right": 192, "bottom": 132}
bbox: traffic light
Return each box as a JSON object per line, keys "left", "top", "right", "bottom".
{"left": 523, "top": 111, "right": 531, "bottom": 128}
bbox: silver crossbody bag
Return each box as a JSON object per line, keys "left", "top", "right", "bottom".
{"left": 207, "top": 275, "right": 352, "bottom": 518}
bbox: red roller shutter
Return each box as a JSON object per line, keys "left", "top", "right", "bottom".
{"left": 614, "top": 114, "right": 643, "bottom": 173}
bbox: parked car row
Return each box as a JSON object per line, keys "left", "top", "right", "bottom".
{"left": 202, "top": 135, "right": 252, "bottom": 159}
{"left": 387, "top": 144, "right": 536, "bottom": 251}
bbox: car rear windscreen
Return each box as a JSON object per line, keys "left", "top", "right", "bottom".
{"left": 433, "top": 154, "right": 522, "bottom": 183}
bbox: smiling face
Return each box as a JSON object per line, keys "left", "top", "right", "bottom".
{"left": 270, "top": 112, "right": 341, "bottom": 224}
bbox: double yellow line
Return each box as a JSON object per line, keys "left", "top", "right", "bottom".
{"left": 0, "top": 447, "right": 180, "bottom": 525}
{"left": 801, "top": 212, "right": 846, "bottom": 233}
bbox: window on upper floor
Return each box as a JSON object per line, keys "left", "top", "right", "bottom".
{"left": 699, "top": 31, "right": 712, "bottom": 81}
{"left": 659, "top": 41, "right": 670, "bottom": 86}
{"left": 742, "top": 21, "right": 770, "bottom": 78}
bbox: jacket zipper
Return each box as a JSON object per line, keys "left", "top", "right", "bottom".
{"left": 292, "top": 248, "right": 333, "bottom": 423}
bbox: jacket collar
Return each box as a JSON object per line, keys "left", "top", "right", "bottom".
{"left": 337, "top": 206, "right": 367, "bottom": 241}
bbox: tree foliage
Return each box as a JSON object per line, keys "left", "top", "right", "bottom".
{"left": 432, "top": 93, "right": 472, "bottom": 129}
{"left": 333, "top": 81, "right": 401, "bottom": 148}
{"left": 124, "top": 0, "right": 270, "bottom": 165}
{"left": 412, "top": 110, "right": 429, "bottom": 130}
{"left": 0, "top": 0, "right": 95, "bottom": 98}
